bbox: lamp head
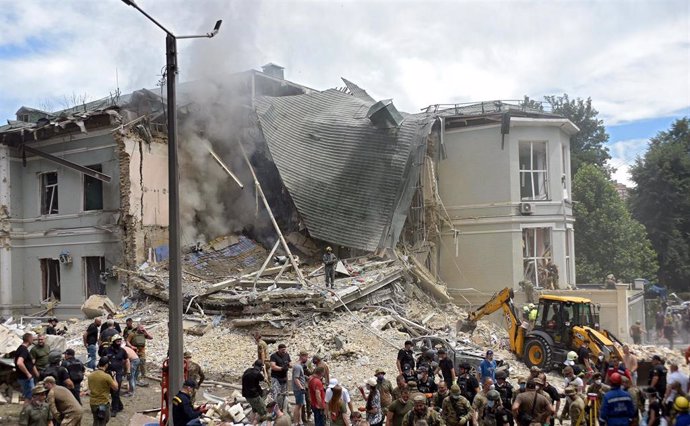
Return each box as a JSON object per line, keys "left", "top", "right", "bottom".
{"left": 121, "top": 0, "right": 137, "bottom": 6}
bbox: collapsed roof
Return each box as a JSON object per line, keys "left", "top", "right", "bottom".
{"left": 255, "top": 85, "right": 435, "bottom": 252}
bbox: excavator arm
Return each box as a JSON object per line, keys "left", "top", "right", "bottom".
{"left": 459, "top": 287, "right": 524, "bottom": 355}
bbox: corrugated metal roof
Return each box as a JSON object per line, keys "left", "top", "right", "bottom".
{"left": 341, "top": 78, "right": 375, "bottom": 104}
{"left": 255, "top": 89, "right": 433, "bottom": 252}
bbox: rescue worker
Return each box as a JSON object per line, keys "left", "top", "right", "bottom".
{"left": 512, "top": 376, "right": 527, "bottom": 403}
{"left": 402, "top": 394, "right": 443, "bottom": 426}
{"left": 472, "top": 378, "right": 493, "bottom": 425}
{"left": 417, "top": 366, "right": 438, "bottom": 395}
{"left": 43, "top": 376, "right": 82, "bottom": 426}
{"left": 19, "top": 383, "right": 51, "bottom": 426}
{"left": 61, "top": 348, "right": 85, "bottom": 403}
{"left": 511, "top": 379, "right": 553, "bottom": 426}
{"left": 599, "top": 372, "right": 635, "bottom": 426}
{"left": 674, "top": 396, "right": 690, "bottom": 426}
{"left": 30, "top": 334, "right": 51, "bottom": 373}
{"left": 560, "top": 386, "right": 585, "bottom": 426}
{"left": 528, "top": 304, "right": 538, "bottom": 323}
{"left": 122, "top": 318, "right": 135, "bottom": 340}
{"left": 88, "top": 356, "right": 118, "bottom": 426}
{"left": 482, "top": 390, "right": 510, "bottom": 426}
{"left": 376, "top": 368, "right": 395, "bottom": 410}
{"left": 184, "top": 352, "right": 206, "bottom": 388}
{"left": 39, "top": 350, "right": 74, "bottom": 390}
{"left": 432, "top": 381, "right": 449, "bottom": 411}
{"left": 323, "top": 246, "right": 337, "bottom": 288}
{"left": 242, "top": 360, "right": 268, "bottom": 422}
{"left": 126, "top": 323, "right": 153, "bottom": 381}
{"left": 621, "top": 376, "right": 642, "bottom": 426}
{"left": 106, "top": 334, "right": 130, "bottom": 417}
{"left": 494, "top": 370, "right": 514, "bottom": 426}
{"left": 397, "top": 341, "right": 416, "bottom": 379}
{"left": 99, "top": 320, "right": 117, "bottom": 356}
{"left": 442, "top": 384, "right": 473, "bottom": 426}
{"left": 457, "top": 362, "right": 479, "bottom": 403}
{"left": 254, "top": 331, "right": 270, "bottom": 383}
{"left": 387, "top": 385, "right": 414, "bottom": 426}
{"left": 172, "top": 379, "right": 207, "bottom": 426}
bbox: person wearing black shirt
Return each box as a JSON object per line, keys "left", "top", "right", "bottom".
{"left": 100, "top": 314, "right": 121, "bottom": 334}
{"left": 494, "top": 370, "right": 514, "bottom": 425}
{"left": 83, "top": 318, "right": 101, "bottom": 369}
{"left": 436, "top": 349, "right": 455, "bottom": 386}
{"left": 106, "top": 335, "right": 130, "bottom": 417}
{"left": 270, "top": 344, "right": 291, "bottom": 410}
{"left": 648, "top": 355, "right": 667, "bottom": 397}
{"left": 242, "top": 360, "right": 268, "bottom": 420}
{"left": 397, "top": 341, "right": 416, "bottom": 375}
{"left": 15, "top": 333, "right": 39, "bottom": 400}
{"left": 577, "top": 341, "right": 591, "bottom": 371}
{"left": 416, "top": 367, "right": 438, "bottom": 394}
{"left": 644, "top": 386, "right": 662, "bottom": 426}
{"left": 172, "top": 379, "right": 206, "bottom": 426}
{"left": 456, "top": 363, "right": 479, "bottom": 403}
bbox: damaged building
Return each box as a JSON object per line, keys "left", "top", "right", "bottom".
{"left": 0, "top": 64, "right": 578, "bottom": 316}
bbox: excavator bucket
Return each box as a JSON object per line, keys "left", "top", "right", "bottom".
{"left": 458, "top": 319, "right": 478, "bottom": 334}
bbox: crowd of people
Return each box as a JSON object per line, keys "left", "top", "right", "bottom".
{"left": 12, "top": 315, "right": 177, "bottom": 425}
{"left": 648, "top": 305, "right": 690, "bottom": 349}
{"left": 241, "top": 335, "right": 690, "bottom": 426}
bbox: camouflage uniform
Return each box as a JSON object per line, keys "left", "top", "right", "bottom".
{"left": 442, "top": 394, "right": 472, "bottom": 426}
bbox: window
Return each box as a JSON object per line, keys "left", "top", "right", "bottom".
{"left": 561, "top": 145, "right": 569, "bottom": 200}
{"left": 40, "top": 259, "right": 61, "bottom": 300}
{"left": 40, "top": 172, "right": 59, "bottom": 215}
{"left": 519, "top": 141, "right": 548, "bottom": 200}
{"left": 523, "top": 227, "right": 552, "bottom": 288}
{"left": 83, "top": 165, "right": 104, "bottom": 211}
{"left": 84, "top": 257, "right": 106, "bottom": 297}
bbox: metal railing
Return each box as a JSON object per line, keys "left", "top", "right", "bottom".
{"left": 422, "top": 99, "right": 555, "bottom": 115}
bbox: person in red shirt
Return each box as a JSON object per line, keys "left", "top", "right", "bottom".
{"left": 309, "top": 366, "right": 326, "bottom": 426}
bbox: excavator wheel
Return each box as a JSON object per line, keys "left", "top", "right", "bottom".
{"left": 523, "top": 336, "right": 552, "bottom": 369}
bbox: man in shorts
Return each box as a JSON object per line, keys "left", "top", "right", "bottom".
{"left": 293, "top": 350, "right": 308, "bottom": 425}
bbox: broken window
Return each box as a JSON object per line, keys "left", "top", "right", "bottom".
{"left": 519, "top": 141, "right": 548, "bottom": 200}
{"left": 40, "top": 258, "right": 61, "bottom": 301}
{"left": 522, "top": 227, "right": 552, "bottom": 288}
{"left": 83, "top": 164, "right": 104, "bottom": 211}
{"left": 40, "top": 172, "right": 59, "bottom": 215}
{"left": 84, "top": 256, "right": 106, "bottom": 297}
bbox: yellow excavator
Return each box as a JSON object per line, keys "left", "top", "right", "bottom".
{"left": 460, "top": 288, "right": 624, "bottom": 370}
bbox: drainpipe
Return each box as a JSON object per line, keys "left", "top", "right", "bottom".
{"left": 0, "top": 144, "right": 12, "bottom": 316}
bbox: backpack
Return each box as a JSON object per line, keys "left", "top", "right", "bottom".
{"left": 63, "top": 359, "right": 85, "bottom": 383}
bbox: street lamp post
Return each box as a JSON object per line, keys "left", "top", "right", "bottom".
{"left": 121, "top": 0, "right": 221, "bottom": 415}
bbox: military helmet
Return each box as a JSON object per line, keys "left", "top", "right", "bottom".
{"left": 450, "top": 384, "right": 461, "bottom": 395}
{"left": 110, "top": 334, "right": 123, "bottom": 342}
{"left": 495, "top": 370, "right": 507, "bottom": 380}
{"left": 48, "top": 350, "right": 62, "bottom": 364}
{"left": 487, "top": 390, "right": 501, "bottom": 401}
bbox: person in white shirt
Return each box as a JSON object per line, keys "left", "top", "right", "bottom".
{"left": 562, "top": 366, "right": 584, "bottom": 392}
{"left": 325, "top": 378, "right": 355, "bottom": 414}
{"left": 666, "top": 363, "right": 689, "bottom": 404}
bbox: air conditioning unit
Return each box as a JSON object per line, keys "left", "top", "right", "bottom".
{"left": 520, "top": 202, "right": 536, "bottom": 215}
{"left": 58, "top": 252, "right": 72, "bottom": 264}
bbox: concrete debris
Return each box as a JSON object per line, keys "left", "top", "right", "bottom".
{"left": 0, "top": 324, "right": 22, "bottom": 356}
{"left": 128, "top": 413, "right": 160, "bottom": 426}
{"left": 80, "top": 295, "right": 117, "bottom": 318}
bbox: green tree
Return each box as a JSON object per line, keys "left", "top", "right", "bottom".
{"left": 545, "top": 94, "right": 611, "bottom": 176}
{"left": 629, "top": 117, "right": 690, "bottom": 290}
{"left": 573, "top": 164, "right": 658, "bottom": 283}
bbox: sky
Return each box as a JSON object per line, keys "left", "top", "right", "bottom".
{"left": 1, "top": 0, "right": 688, "bottom": 186}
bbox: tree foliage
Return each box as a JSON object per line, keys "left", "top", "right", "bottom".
{"left": 545, "top": 94, "right": 611, "bottom": 176}
{"left": 573, "top": 164, "right": 658, "bottom": 283}
{"left": 629, "top": 117, "right": 690, "bottom": 290}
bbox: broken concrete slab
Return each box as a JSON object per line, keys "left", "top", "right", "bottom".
{"left": 0, "top": 324, "right": 22, "bottom": 355}
{"left": 81, "top": 295, "right": 117, "bottom": 318}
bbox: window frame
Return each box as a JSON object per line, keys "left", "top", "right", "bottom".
{"left": 82, "top": 164, "right": 104, "bottom": 212}
{"left": 519, "top": 140, "right": 550, "bottom": 201}
{"left": 39, "top": 171, "right": 59, "bottom": 216}
{"left": 522, "top": 225, "right": 553, "bottom": 288}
